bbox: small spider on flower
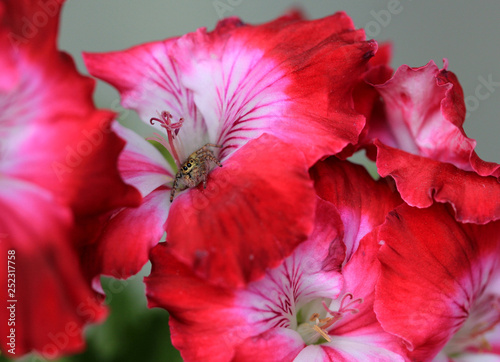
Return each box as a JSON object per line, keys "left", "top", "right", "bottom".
{"left": 146, "top": 111, "right": 224, "bottom": 202}
{"left": 170, "top": 144, "right": 223, "bottom": 202}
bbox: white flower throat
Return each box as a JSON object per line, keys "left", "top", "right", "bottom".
{"left": 296, "top": 293, "right": 363, "bottom": 345}
{"left": 148, "top": 111, "right": 222, "bottom": 201}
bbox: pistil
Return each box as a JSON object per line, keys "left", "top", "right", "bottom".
{"left": 149, "top": 111, "right": 184, "bottom": 167}
{"left": 297, "top": 293, "right": 364, "bottom": 345}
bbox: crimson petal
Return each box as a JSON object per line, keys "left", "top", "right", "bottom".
{"left": 360, "top": 60, "right": 500, "bottom": 223}
{"left": 376, "top": 203, "right": 500, "bottom": 360}
{"left": 376, "top": 141, "right": 500, "bottom": 224}
{"left": 310, "top": 157, "right": 402, "bottom": 262}
{"left": 0, "top": 180, "right": 106, "bottom": 358}
{"left": 165, "top": 134, "right": 316, "bottom": 287}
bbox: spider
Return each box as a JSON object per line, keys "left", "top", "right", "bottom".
{"left": 170, "top": 143, "right": 223, "bottom": 202}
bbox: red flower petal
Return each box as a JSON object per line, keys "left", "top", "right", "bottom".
{"left": 369, "top": 61, "right": 499, "bottom": 176}
{"left": 165, "top": 134, "right": 316, "bottom": 287}
{"left": 1, "top": 5, "right": 141, "bottom": 228}
{"left": 0, "top": 0, "right": 61, "bottom": 62}
{"left": 146, "top": 244, "right": 247, "bottom": 362}
{"left": 0, "top": 179, "right": 106, "bottom": 359}
{"left": 233, "top": 329, "right": 305, "bottom": 361}
{"left": 86, "top": 188, "right": 170, "bottom": 279}
{"left": 376, "top": 203, "right": 500, "bottom": 361}
{"left": 376, "top": 141, "right": 500, "bottom": 224}
{"left": 358, "top": 60, "right": 500, "bottom": 223}
{"left": 310, "top": 157, "right": 402, "bottom": 261}
{"left": 79, "top": 123, "right": 175, "bottom": 280}
{"left": 7, "top": 115, "right": 141, "bottom": 218}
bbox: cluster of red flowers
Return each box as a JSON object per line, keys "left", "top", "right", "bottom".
{"left": 1, "top": 1, "right": 499, "bottom": 361}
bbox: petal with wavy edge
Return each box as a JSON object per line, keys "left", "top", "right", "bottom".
{"left": 0, "top": 1, "right": 142, "bottom": 358}
{"left": 146, "top": 244, "right": 245, "bottom": 362}
{"left": 171, "top": 11, "right": 376, "bottom": 163}
{"left": 84, "top": 11, "right": 377, "bottom": 165}
{"left": 366, "top": 60, "right": 499, "bottom": 177}
{"left": 375, "top": 141, "right": 500, "bottom": 224}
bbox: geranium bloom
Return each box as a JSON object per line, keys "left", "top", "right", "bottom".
{"left": 357, "top": 59, "right": 500, "bottom": 224}
{"left": 376, "top": 203, "right": 500, "bottom": 361}
{"left": 145, "top": 158, "right": 407, "bottom": 361}
{"left": 83, "top": 11, "right": 380, "bottom": 286}
{"left": 0, "top": 0, "right": 140, "bottom": 358}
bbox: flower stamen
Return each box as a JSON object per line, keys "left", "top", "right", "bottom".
{"left": 323, "top": 293, "right": 364, "bottom": 317}
{"left": 297, "top": 293, "right": 364, "bottom": 345}
{"left": 308, "top": 313, "right": 335, "bottom": 342}
{"left": 469, "top": 299, "right": 500, "bottom": 339}
{"left": 311, "top": 324, "right": 332, "bottom": 342}
{"left": 149, "top": 111, "right": 184, "bottom": 135}
{"left": 148, "top": 111, "right": 184, "bottom": 166}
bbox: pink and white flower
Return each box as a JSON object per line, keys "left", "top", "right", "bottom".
{"left": 145, "top": 158, "right": 407, "bottom": 361}
{"left": 84, "top": 11, "right": 379, "bottom": 286}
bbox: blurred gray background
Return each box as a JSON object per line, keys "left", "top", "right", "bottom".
{"left": 59, "top": 0, "right": 500, "bottom": 163}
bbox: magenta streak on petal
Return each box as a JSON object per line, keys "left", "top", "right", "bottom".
{"left": 444, "top": 293, "right": 500, "bottom": 355}
{"left": 213, "top": 56, "right": 289, "bottom": 153}
{"left": 242, "top": 255, "right": 313, "bottom": 332}
{"left": 150, "top": 55, "right": 184, "bottom": 107}
{"left": 221, "top": 136, "right": 255, "bottom": 150}
{"left": 225, "top": 50, "right": 287, "bottom": 107}
{"left": 223, "top": 135, "right": 255, "bottom": 142}
{"left": 219, "top": 41, "right": 269, "bottom": 114}
{"left": 146, "top": 54, "right": 207, "bottom": 162}
{"left": 224, "top": 127, "right": 262, "bottom": 136}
